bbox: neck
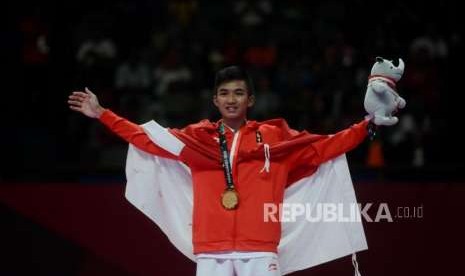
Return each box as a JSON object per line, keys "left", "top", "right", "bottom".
{"left": 222, "top": 118, "right": 246, "bottom": 132}
{"left": 368, "top": 74, "right": 397, "bottom": 85}
{"left": 368, "top": 74, "right": 398, "bottom": 91}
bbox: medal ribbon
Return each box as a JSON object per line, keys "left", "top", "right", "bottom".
{"left": 218, "top": 123, "right": 235, "bottom": 190}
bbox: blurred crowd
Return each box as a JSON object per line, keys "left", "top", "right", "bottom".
{"left": 3, "top": 0, "right": 464, "bottom": 180}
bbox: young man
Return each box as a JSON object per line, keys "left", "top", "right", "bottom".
{"left": 68, "top": 66, "right": 374, "bottom": 275}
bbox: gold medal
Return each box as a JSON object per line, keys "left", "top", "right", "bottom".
{"left": 221, "top": 189, "right": 239, "bottom": 210}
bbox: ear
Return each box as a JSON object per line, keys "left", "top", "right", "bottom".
{"left": 213, "top": 94, "right": 219, "bottom": 108}
{"left": 248, "top": 95, "right": 255, "bottom": 107}
{"left": 376, "top": 56, "right": 384, "bottom": 63}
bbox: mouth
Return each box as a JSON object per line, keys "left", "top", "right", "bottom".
{"left": 225, "top": 106, "right": 238, "bottom": 112}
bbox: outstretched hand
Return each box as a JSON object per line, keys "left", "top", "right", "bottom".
{"left": 68, "top": 88, "right": 105, "bottom": 118}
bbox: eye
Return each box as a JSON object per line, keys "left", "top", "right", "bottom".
{"left": 390, "top": 66, "right": 393, "bottom": 69}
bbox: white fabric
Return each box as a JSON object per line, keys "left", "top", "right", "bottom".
{"left": 125, "top": 145, "right": 195, "bottom": 260}
{"left": 260, "top": 143, "right": 271, "bottom": 173}
{"left": 124, "top": 123, "right": 368, "bottom": 275}
{"left": 141, "top": 120, "right": 185, "bottom": 156}
{"left": 197, "top": 251, "right": 277, "bottom": 260}
{"left": 277, "top": 154, "right": 368, "bottom": 275}
{"left": 196, "top": 255, "right": 281, "bottom": 276}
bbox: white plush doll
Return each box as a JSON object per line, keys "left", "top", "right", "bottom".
{"left": 364, "top": 57, "right": 407, "bottom": 126}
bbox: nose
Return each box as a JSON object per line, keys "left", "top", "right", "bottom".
{"left": 226, "top": 94, "right": 237, "bottom": 104}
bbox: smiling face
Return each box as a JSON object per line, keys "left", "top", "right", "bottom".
{"left": 213, "top": 80, "right": 255, "bottom": 128}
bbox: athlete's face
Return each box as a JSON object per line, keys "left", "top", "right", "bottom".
{"left": 213, "top": 80, "right": 255, "bottom": 123}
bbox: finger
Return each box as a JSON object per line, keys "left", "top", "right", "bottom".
{"left": 68, "top": 95, "right": 86, "bottom": 101}
{"left": 68, "top": 100, "right": 82, "bottom": 106}
{"left": 85, "top": 87, "right": 94, "bottom": 96}
{"left": 69, "top": 105, "right": 82, "bottom": 112}
{"left": 72, "top": 91, "right": 88, "bottom": 98}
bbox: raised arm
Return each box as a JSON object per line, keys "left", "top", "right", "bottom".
{"left": 286, "top": 119, "right": 369, "bottom": 172}
{"left": 68, "top": 88, "right": 178, "bottom": 159}
{"left": 310, "top": 119, "right": 369, "bottom": 165}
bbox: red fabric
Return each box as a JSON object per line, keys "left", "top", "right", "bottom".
{"left": 368, "top": 75, "right": 398, "bottom": 91}
{"left": 100, "top": 110, "right": 178, "bottom": 160}
{"left": 99, "top": 110, "right": 368, "bottom": 254}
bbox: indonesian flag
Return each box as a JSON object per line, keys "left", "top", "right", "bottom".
{"left": 124, "top": 120, "right": 368, "bottom": 275}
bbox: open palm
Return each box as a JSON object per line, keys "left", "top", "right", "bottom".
{"left": 68, "top": 88, "right": 105, "bottom": 118}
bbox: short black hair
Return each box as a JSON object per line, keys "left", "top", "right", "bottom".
{"left": 214, "top": 65, "right": 254, "bottom": 95}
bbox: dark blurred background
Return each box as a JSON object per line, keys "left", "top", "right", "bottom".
{"left": 1, "top": 0, "right": 464, "bottom": 275}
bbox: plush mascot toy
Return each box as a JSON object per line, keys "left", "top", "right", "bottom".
{"left": 364, "top": 57, "right": 406, "bottom": 126}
